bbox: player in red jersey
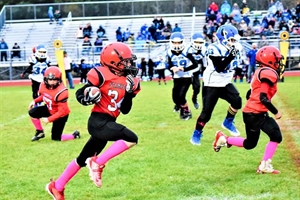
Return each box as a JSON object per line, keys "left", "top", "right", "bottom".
{"left": 46, "top": 42, "right": 141, "bottom": 200}
{"left": 28, "top": 66, "right": 80, "bottom": 141}
{"left": 212, "top": 46, "right": 285, "bottom": 174}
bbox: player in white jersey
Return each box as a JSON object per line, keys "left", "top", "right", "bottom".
{"left": 187, "top": 33, "right": 208, "bottom": 109}
{"left": 190, "top": 24, "right": 242, "bottom": 145}
{"left": 21, "top": 45, "right": 51, "bottom": 100}
{"left": 167, "top": 32, "right": 198, "bottom": 120}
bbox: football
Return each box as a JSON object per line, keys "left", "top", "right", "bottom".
{"left": 84, "top": 86, "right": 101, "bottom": 103}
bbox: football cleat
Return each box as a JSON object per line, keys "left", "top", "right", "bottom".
{"left": 72, "top": 130, "right": 81, "bottom": 139}
{"left": 31, "top": 130, "right": 45, "bottom": 141}
{"left": 222, "top": 118, "right": 240, "bottom": 136}
{"left": 46, "top": 179, "right": 65, "bottom": 200}
{"left": 86, "top": 156, "right": 105, "bottom": 188}
{"left": 180, "top": 108, "right": 192, "bottom": 120}
{"left": 192, "top": 98, "right": 199, "bottom": 109}
{"left": 213, "top": 131, "right": 228, "bottom": 152}
{"left": 190, "top": 130, "right": 203, "bottom": 145}
{"left": 173, "top": 105, "right": 180, "bottom": 113}
{"left": 256, "top": 159, "right": 280, "bottom": 174}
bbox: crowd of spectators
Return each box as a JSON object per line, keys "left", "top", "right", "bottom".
{"left": 203, "top": 0, "right": 300, "bottom": 43}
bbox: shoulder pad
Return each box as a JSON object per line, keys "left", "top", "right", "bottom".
{"left": 28, "top": 55, "right": 37, "bottom": 63}
{"left": 207, "top": 44, "right": 221, "bottom": 56}
{"left": 258, "top": 68, "right": 279, "bottom": 84}
{"left": 56, "top": 88, "right": 69, "bottom": 102}
{"left": 87, "top": 67, "right": 102, "bottom": 87}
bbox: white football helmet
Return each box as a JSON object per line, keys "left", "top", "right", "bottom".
{"left": 170, "top": 32, "right": 185, "bottom": 51}
{"left": 35, "top": 45, "right": 48, "bottom": 59}
{"left": 191, "top": 33, "right": 205, "bottom": 50}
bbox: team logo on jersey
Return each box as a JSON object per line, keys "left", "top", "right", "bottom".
{"left": 208, "top": 48, "right": 214, "bottom": 55}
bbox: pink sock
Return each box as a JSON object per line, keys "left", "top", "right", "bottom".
{"left": 31, "top": 118, "right": 43, "bottom": 131}
{"left": 227, "top": 137, "right": 245, "bottom": 147}
{"left": 262, "top": 141, "right": 278, "bottom": 161}
{"left": 96, "top": 140, "right": 129, "bottom": 165}
{"left": 55, "top": 160, "right": 81, "bottom": 191}
{"left": 61, "top": 134, "right": 75, "bottom": 141}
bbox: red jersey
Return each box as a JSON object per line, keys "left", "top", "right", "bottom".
{"left": 34, "top": 82, "right": 70, "bottom": 122}
{"left": 243, "top": 67, "right": 279, "bottom": 113}
{"left": 87, "top": 67, "right": 141, "bottom": 118}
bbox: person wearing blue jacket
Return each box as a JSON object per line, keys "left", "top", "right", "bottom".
{"left": 0, "top": 38, "right": 8, "bottom": 61}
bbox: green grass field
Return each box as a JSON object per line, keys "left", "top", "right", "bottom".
{"left": 0, "top": 77, "right": 300, "bottom": 200}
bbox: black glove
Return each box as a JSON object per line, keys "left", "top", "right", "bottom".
{"left": 81, "top": 87, "right": 101, "bottom": 105}
{"left": 125, "top": 75, "right": 135, "bottom": 93}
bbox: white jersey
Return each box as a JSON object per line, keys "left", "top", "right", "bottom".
{"left": 186, "top": 45, "right": 207, "bottom": 74}
{"left": 203, "top": 42, "right": 241, "bottom": 87}
{"left": 167, "top": 48, "right": 194, "bottom": 79}
{"left": 28, "top": 55, "right": 51, "bottom": 82}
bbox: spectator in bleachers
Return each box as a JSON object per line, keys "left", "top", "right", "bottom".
{"left": 275, "top": 0, "right": 284, "bottom": 12}
{"left": 152, "top": 16, "right": 159, "bottom": 28}
{"left": 279, "top": 20, "right": 289, "bottom": 31}
{"left": 230, "top": 3, "right": 241, "bottom": 23}
{"left": 291, "top": 21, "right": 300, "bottom": 35}
{"left": 11, "top": 42, "right": 21, "bottom": 60}
{"left": 140, "top": 23, "right": 148, "bottom": 38}
{"left": 282, "top": 8, "right": 292, "bottom": 23}
{"left": 268, "top": 17, "right": 276, "bottom": 28}
{"left": 241, "top": 0, "right": 250, "bottom": 15}
{"left": 162, "top": 25, "right": 172, "bottom": 40}
{"left": 116, "top": 27, "right": 123, "bottom": 42}
{"left": 221, "top": 14, "right": 229, "bottom": 25}
{"left": 123, "top": 28, "right": 131, "bottom": 42}
{"left": 238, "top": 19, "right": 248, "bottom": 36}
{"left": 96, "top": 25, "right": 106, "bottom": 38}
{"left": 258, "top": 34, "right": 269, "bottom": 48}
{"left": 252, "top": 16, "right": 260, "bottom": 27}
{"left": 83, "top": 23, "right": 92, "bottom": 38}
{"left": 136, "top": 32, "right": 146, "bottom": 41}
{"left": 0, "top": 38, "right": 8, "bottom": 61}
{"left": 94, "top": 37, "right": 103, "bottom": 54}
{"left": 220, "top": 0, "right": 231, "bottom": 16}
{"left": 48, "top": 6, "right": 54, "bottom": 24}
{"left": 158, "top": 17, "right": 165, "bottom": 30}
{"left": 173, "top": 23, "right": 181, "bottom": 33}
{"left": 243, "top": 26, "right": 255, "bottom": 38}
{"left": 208, "top": 10, "right": 217, "bottom": 22}
{"left": 127, "top": 33, "right": 135, "bottom": 47}
{"left": 54, "top": 10, "right": 62, "bottom": 25}
{"left": 242, "top": 14, "right": 250, "bottom": 26}
{"left": 209, "top": 2, "right": 219, "bottom": 13}
{"left": 261, "top": 16, "right": 269, "bottom": 30}
{"left": 261, "top": 25, "right": 275, "bottom": 36}
{"left": 76, "top": 26, "right": 84, "bottom": 39}
{"left": 296, "top": 2, "right": 300, "bottom": 22}
{"left": 148, "top": 23, "right": 158, "bottom": 42}
{"left": 82, "top": 37, "right": 92, "bottom": 55}
{"left": 275, "top": 9, "right": 284, "bottom": 22}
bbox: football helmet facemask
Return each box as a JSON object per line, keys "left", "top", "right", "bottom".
{"left": 256, "top": 46, "right": 285, "bottom": 78}
{"left": 44, "top": 67, "right": 62, "bottom": 89}
{"left": 100, "top": 42, "right": 138, "bottom": 77}
{"left": 170, "top": 32, "right": 185, "bottom": 51}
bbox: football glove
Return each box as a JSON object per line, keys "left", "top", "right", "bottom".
{"left": 125, "top": 75, "right": 135, "bottom": 93}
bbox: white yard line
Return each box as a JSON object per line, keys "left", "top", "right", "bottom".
{"left": 0, "top": 114, "right": 28, "bottom": 128}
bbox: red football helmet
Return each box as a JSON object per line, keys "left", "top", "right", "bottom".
{"left": 256, "top": 46, "right": 285, "bottom": 77}
{"left": 100, "top": 42, "right": 138, "bottom": 77}
{"left": 44, "top": 66, "right": 62, "bottom": 89}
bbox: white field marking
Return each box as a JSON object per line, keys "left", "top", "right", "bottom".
{"left": 158, "top": 122, "right": 166, "bottom": 127}
{"left": 183, "top": 192, "right": 283, "bottom": 200}
{"left": 0, "top": 114, "right": 28, "bottom": 128}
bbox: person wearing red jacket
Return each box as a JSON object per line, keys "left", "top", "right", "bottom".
{"left": 28, "top": 66, "right": 80, "bottom": 141}
{"left": 213, "top": 46, "right": 285, "bottom": 174}
{"left": 46, "top": 42, "right": 141, "bottom": 200}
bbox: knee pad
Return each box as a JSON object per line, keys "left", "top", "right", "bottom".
{"left": 243, "top": 139, "right": 258, "bottom": 150}
{"left": 231, "top": 96, "right": 242, "bottom": 110}
{"left": 269, "top": 129, "right": 282, "bottom": 143}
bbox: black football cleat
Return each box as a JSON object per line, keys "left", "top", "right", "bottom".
{"left": 73, "top": 130, "right": 81, "bottom": 139}
{"left": 31, "top": 130, "right": 45, "bottom": 141}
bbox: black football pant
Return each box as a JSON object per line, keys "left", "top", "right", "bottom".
{"left": 76, "top": 112, "right": 138, "bottom": 167}
{"left": 242, "top": 112, "right": 282, "bottom": 150}
{"left": 28, "top": 105, "right": 69, "bottom": 141}
{"left": 195, "top": 83, "right": 242, "bottom": 130}
{"left": 192, "top": 71, "right": 200, "bottom": 101}
{"left": 172, "top": 77, "right": 192, "bottom": 107}
{"left": 31, "top": 79, "right": 41, "bottom": 99}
